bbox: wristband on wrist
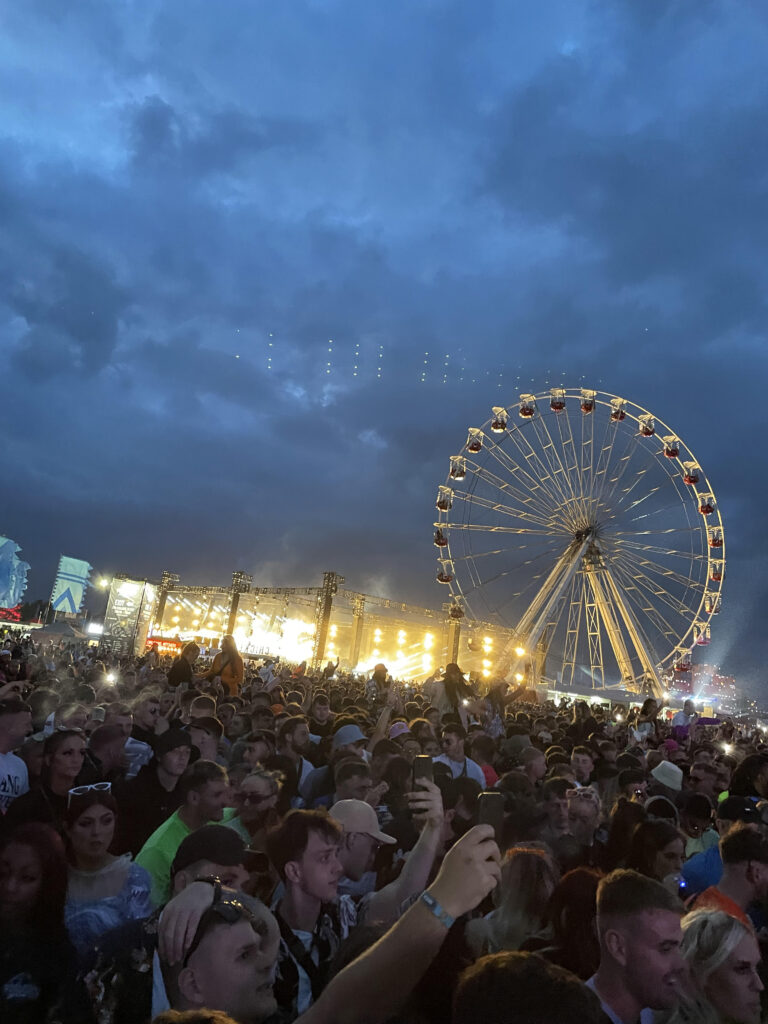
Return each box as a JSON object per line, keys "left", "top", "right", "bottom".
{"left": 420, "top": 890, "right": 455, "bottom": 929}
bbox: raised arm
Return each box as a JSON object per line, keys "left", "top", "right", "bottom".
{"left": 300, "top": 825, "right": 501, "bottom": 1024}
{"left": 363, "top": 779, "right": 444, "bottom": 924}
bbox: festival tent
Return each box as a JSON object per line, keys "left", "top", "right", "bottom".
{"left": 34, "top": 621, "right": 88, "bottom": 641}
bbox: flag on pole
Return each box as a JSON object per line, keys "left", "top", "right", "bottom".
{"left": 51, "top": 556, "right": 93, "bottom": 614}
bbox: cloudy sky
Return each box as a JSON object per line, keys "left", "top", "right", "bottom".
{"left": 2, "top": 1, "right": 767, "bottom": 687}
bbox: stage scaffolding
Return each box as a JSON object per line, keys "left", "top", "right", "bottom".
{"left": 104, "top": 569, "right": 515, "bottom": 682}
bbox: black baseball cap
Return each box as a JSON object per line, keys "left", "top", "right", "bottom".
{"left": 171, "top": 825, "right": 266, "bottom": 875}
{"left": 718, "top": 796, "right": 761, "bottom": 824}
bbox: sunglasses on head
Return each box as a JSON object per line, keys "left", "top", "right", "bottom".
{"left": 183, "top": 896, "right": 255, "bottom": 968}
{"left": 67, "top": 781, "right": 112, "bottom": 807}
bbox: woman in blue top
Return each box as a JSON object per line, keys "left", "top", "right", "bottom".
{"left": 63, "top": 787, "right": 152, "bottom": 967}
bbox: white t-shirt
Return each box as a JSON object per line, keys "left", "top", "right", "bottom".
{"left": 0, "top": 751, "right": 29, "bottom": 813}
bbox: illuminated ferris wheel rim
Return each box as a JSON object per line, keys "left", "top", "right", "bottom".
{"left": 433, "top": 387, "right": 725, "bottom": 686}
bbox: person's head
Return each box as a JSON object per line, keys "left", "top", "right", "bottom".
{"left": 682, "top": 699, "right": 695, "bottom": 716}
{"left": 155, "top": 730, "right": 194, "bottom": 779}
{"left": 330, "top": 724, "right": 367, "bottom": 761}
{"left": 489, "top": 847, "right": 558, "bottom": 948}
{"left": 235, "top": 769, "right": 283, "bottom": 830}
{"left": 19, "top": 735, "right": 45, "bottom": 781}
{"left": 719, "top": 825, "right": 768, "bottom": 901}
{"left": 0, "top": 823, "right": 68, "bottom": 932}
{"left": 626, "top": 819, "right": 685, "bottom": 882}
{"left": 540, "top": 778, "right": 575, "bottom": 835}
{"left": 330, "top": 799, "right": 397, "bottom": 881}
{"left": 104, "top": 701, "right": 133, "bottom": 737}
{"left": 424, "top": 706, "right": 441, "bottom": 730}
{"left": 88, "top": 723, "right": 127, "bottom": 773}
{"left": 220, "top": 635, "right": 239, "bottom": 659}
{"left": 617, "top": 768, "right": 647, "bottom": 802}
{"left": 596, "top": 869, "right": 684, "bottom": 1011}
{"left": 409, "top": 717, "right": 434, "bottom": 743}
{"left": 178, "top": 761, "right": 230, "bottom": 823}
{"left": 570, "top": 745, "right": 594, "bottom": 784}
{"left": 399, "top": 735, "right": 422, "bottom": 763}
{"left": 640, "top": 698, "right": 658, "bottom": 718}
{"left": 453, "top": 951, "right": 604, "bottom": 1024}
{"left": 333, "top": 759, "right": 372, "bottom": 802}
{"left": 190, "top": 695, "right": 217, "bottom": 719}
{"left": 688, "top": 762, "right": 719, "bottom": 800}
{"left": 518, "top": 746, "right": 546, "bottom": 783}
{"left": 440, "top": 723, "right": 467, "bottom": 761}
{"left": 566, "top": 787, "right": 601, "bottom": 846}
{"left": 0, "top": 698, "right": 32, "bottom": 754}
{"left": 240, "top": 732, "right": 275, "bottom": 769}
{"left": 310, "top": 693, "right": 331, "bottom": 723}
{"left": 678, "top": 909, "right": 763, "bottom": 1024}
{"left": 469, "top": 733, "right": 496, "bottom": 768}
{"left": 277, "top": 716, "right": 310, "bottom": 758}
{"left": 188, "top": 718, "right": 223, "bottom": 760}
{"left": 55, "top": 702, "right": 88, "bottom": 731}
{"left": 164, "top": 895, "right": 279, "bottom": 1023}
{"left": 182, "top": 642, "right": 200, "bottom": 666}
{"left": 266, "top": 810, "right": 342, "bottom": 903}
{"left": 170, "top": 825, "right": 256, "bottom": 894}
{"left": 548, "top": 867, "right": 601, "bottom": 979}
{"left": 421, "top": 736, "right": 441, "bottom": 758}
{"left": 730, "top": 754, "right": 768, "bottom": 799}
{"left": 250, "top": 707, "right": 275, "bottom": 734}
{"left": 679, "top": 792, "right": 714, "bottom": 841}
{"left": 133, "top": 692, "right": 161, "bottom": 731}
{"left": 64, "top": 789, "right": 118, "bottom": 865}
{"left": 43, "top": 728, "right": 87, "bottom": 784}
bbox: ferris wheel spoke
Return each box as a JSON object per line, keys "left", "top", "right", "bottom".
{"left": 613, "top": 526, "right": 699, "bottom": 538}
{"left": 605, "top": 562, "right": 679, "bottom": 663}
{"left": 483, "top": 432, "right": 568, "bottom": 516}
{"left": 548, "top": 401, "right": 585, "bottom": 516}
{"left": 607, "top": 541, "right": 702, "bottom": 594}
{"left": 451, "top": 491, "right": 569, "bottom": 532}
{"left": 528, "top": 411, "right": 585, "bottom": 514}
{"left": 611, "top": 552, "right": 697, "bottom": 622}
{"left": 609, "top": 549, "right": 706, "bottom": 595}
{"left": 500, "top": 423, "right": 578, "bottom": 513}
{"left": 463, "top": 462, "right": 564, "bottom": 525}
{"left": 610, "top": 560, "right": 688, "bottom": 649}
{"left": 447, "top": 521, "right": 567, "bottom": 537}
{"left": 610, "top": 539, "right": 706, "bottom": 564}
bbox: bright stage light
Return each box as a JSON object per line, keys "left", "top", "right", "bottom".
{"left": 482, "top": 669, "right": 490, "bottom": 677}
{"left": 423, "top": 633, "right": 434, "bottom": 650}
{"left": 482, "top": 659, "right": 491, "bottom": 668}
{"left": 514, "top": 672, "right": 524, "bottom": 682}
{"left": 515, "top": 646, "right": 526, "bottom": 657}
{"left": 330, "top": 624, "right": 338, "bottom": 637}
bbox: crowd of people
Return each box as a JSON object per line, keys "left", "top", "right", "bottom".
{"left": 1, "top": 630, "right": 768, "bottom": 1024}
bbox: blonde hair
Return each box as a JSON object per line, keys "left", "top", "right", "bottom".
{"left": 480, "top": 845, "right": 558, "bottom": 954}
{"left": 662, "top": 909, "right": 755, "bottom": 1024}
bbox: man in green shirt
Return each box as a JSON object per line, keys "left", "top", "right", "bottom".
{"left": 137, "top": 759, "right": 233, "bottom": 905}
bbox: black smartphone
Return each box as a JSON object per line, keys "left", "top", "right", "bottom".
{"left": 412, "top": 754, "right": 434, "bottom": 789}
{"left": 477, "top": 790, "right": 505, "bottom": 841}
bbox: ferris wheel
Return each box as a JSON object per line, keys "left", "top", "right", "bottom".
{"left": 433, "top": 388, "right": 725, "bottom": 696}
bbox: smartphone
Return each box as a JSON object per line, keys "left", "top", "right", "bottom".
{"left": 477, "top": 791, "right": 505, "bottom": 841}
{"left": 412, "top": 755, "right": 434, "bottom": 789}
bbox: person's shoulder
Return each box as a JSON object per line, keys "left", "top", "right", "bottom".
{"left": 127, "top": 859, "right": 152, "bottom": 889}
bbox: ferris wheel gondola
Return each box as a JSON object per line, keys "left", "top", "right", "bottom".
{"left": 434, "top": 387, "right": 725, "bottom": 696}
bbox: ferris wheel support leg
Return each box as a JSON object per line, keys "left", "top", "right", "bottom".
{"left": 585, "top": 570, "right": 635, "bottom": 689}
{"left": 602, "top": 565, "right": 664, "bottom": 698}
{"left": 500, "top": 534, "right": 592, "bottom": 681}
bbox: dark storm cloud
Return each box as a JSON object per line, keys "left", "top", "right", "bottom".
{"left": 1, "top": 0, "right": 767, "bottom": 686}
